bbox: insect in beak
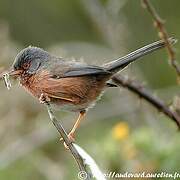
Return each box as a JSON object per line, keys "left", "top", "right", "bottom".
{"left": 1, "top": 69, "right": 23, "bottom": 90}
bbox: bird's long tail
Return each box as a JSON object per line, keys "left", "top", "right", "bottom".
{"left": 104, "top": 38, "right": 177, "bottom": 73}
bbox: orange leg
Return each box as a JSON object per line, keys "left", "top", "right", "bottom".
{"left": 68, "top": 110, "right": 86, "bottom": 142}
{"left": 63, "top": 111, "right": 86, "bottom": 149}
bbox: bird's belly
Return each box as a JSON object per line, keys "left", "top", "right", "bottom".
{"left": 50, "top": 90, "right": 105, "bottom": 112}
{"left": 23, "top": 83, "right": 105, "bottom": 112}
{"left": 50, "top": 102, "right": 90, "bottom": 112}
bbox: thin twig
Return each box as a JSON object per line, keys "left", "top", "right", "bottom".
{"left": 112, "top": 74, "right": 180, "bottom": 129}
{"left": 142, "top": 0, "right": 180, "bottom": 76}
{"left": 45, "top": 103, "right": 91, "bottom": 179}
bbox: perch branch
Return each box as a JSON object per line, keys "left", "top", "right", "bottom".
{"left": 142, "top": 0, "right": 180, "bottom": 76}
{"left": 45, "top": 103, "right": 90, "bottom": 179}
{"left": 112, "top": 74, "right": 180, "bottom": 129}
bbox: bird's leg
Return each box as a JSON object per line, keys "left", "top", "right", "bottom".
{"left": 68, "top": 110, "right": 86, "bottom": 142}
{"left": 61, "top": 110, "right": 86, "bottom": 145}
{"left": 61, "top": 111, "right": 86, "bottom": 149}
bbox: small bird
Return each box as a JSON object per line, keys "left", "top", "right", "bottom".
{"left": 8, "top": 38, "right": 176, "bottom": 142}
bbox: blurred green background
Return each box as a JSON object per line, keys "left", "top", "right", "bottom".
{"left": 0, "top": 0, "right": 180, "bottom": 179}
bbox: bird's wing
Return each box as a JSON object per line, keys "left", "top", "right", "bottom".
{"left": 48, "top": 62, "right": 111, "bottom": 79}
{"left": 62, "top": 66, "right": 111, "bottom": 77}
{"left": 35, "top": 62, "right": 111, "bottom": 101}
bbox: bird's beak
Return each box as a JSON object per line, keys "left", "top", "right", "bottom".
{"left": 8, "top": 69, "right": 23, "bottom": 77}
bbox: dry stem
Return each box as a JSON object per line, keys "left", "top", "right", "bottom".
{"left": 142, "top": 0, "right": 180, "bottom": 76}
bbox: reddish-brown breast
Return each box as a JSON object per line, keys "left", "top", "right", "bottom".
{"left": 20, "top": 70, "right": 110, "bottom": 111}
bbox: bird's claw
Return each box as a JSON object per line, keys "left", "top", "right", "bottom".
{"left": 60, "top": 132, "right": 75, "bottom": 150}
{"left": 39, "top": 93, "right": 50, "bottom": 104}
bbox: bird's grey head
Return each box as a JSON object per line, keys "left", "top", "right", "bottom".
{"left": 12, "top": 46, "right": 50, "bottom": 75}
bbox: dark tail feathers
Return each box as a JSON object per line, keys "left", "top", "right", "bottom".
{"left": 104, "top": 37, "right": 177, "bottom": 73}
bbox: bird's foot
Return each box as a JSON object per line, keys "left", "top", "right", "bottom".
{"left": 39, "top": 93, "right": 50, "bottom": 104}
{"left": 60, "top": 132, "right": 75, "bottom": 149}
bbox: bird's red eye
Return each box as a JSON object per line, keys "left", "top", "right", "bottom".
{"left": 23, "top": 63, "right": 30, "bottom": 69}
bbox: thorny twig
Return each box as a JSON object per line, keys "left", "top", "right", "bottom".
{"left": 112, "top": 74, "right": 180, "bottom": 129}
{"left": 142, "top": 0, "right": 180, "bottom": 77}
